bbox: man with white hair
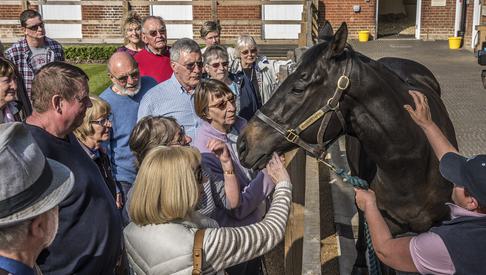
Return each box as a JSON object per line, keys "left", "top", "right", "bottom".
{"left": 100, "top": 52, "right": 157, "bottom": 222}
{"left": 138, "top": 38, "right": 203, "bottom": 141}
{"left": 0, "top": 122, "right": 74, "bottom": 274}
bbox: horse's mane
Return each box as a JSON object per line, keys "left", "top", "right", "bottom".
{"left": 297, "top": 42, "right": 355, "bottom": 69}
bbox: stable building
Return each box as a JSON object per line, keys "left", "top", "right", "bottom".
{"left": 0, "top": 0, "right": 483, "bottom": 51}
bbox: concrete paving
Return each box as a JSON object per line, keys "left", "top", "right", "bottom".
{"left": 327, "top": 39, "right": 486, "bottom": 273}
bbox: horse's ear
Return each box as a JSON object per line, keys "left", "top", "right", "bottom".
{"left": 329, "top": 22, "right": 348, "bottom": 58}
{"left": 318, "top": 20, "right": 334, "bottom": 42}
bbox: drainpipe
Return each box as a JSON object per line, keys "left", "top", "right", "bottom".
{"left": 459, "top": 0, "right": 468, "bottom": 37}
{"left": 454, "top": 0, "right": 463, "bottom": 36}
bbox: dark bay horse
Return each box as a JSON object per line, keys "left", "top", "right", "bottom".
{"left": 237, "top": 22, "right": 457, "bottom": 273}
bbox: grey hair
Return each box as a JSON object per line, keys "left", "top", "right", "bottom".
{"left": 141, "top": 16, "right": 165, "bottom": 33}
{"left": 170, "top": 38, "right": 201, "bottom": 62}
{"left": 203, "top": 45, "right": 229, "bottom": 65}
{"left": 235, "top": 34, "right": 258, "bottom": 58}
{"left": 0, "top": 220, "right": 32, "bottom": 251}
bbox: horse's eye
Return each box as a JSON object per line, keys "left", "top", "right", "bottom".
{"left": 292, "top": 83, "right": 306, "bottom": 94}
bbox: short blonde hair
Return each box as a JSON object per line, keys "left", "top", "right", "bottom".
{"left": 129, "top": 146, "right": 201, "bottom": 226}
{"left": 74, "top": 95, "right": 111, "bottom": 142}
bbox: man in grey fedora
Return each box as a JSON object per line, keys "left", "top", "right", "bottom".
{"left": 0, "top": 122, "right": 74, "bottom": 274}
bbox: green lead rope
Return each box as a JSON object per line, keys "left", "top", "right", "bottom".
{"left": 334, "top": 168, "right": 382, "bottom": 275}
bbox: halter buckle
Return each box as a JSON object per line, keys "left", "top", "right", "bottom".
{"left": 285, "top": 129, "right": 299, "bottom": 143}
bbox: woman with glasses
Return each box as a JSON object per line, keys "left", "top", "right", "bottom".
{"left": 117, "top": 11, "right": 144, "bottom": 57}
{"left": 228, "top": 35, "right": 293, "bottom": 121}
{"left": 74, "top": 95, "right": 122, "bottom": 208}
{"left": 203, "top": 45, "right": 241, "bottom": 115}
{"left": 124, "top": 146, "right": 291, "bottom": 275}
{"left": 128, "top": 115, "right": 240, "bottom": 220}
{"left": 194, "top": 79, "right": 278, "bottom": 274}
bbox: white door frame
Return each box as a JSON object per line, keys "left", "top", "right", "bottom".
{"left": 415, "top": 0, "right": 422, "bottom": 39}
{"left": 375, "top": 0, "right": 380, "bottom": 39}
{"left": 472, "top": 0, "right": 481, "bottom": 48}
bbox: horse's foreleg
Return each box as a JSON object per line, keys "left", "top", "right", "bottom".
{"left": 352, "top": 209, "right": 369, "bottom": 275}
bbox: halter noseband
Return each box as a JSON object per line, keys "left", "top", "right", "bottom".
{"left": 256, "top": 52, "right": 352, "bottom": 164}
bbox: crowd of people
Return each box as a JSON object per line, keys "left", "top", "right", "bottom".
{"left": 0, "top": 7, "right": 485, "bottom": 275}
{"left": 0, "top": 8, "right": 293, "bottom": 275}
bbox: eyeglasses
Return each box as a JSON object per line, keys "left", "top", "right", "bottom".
{"left": 112, "top": 69, "right": 139, "bottom": 83}
{"left": 175, "top": 61, "right": 203, "bottom": 71}
{"left": 169, "top": 125, "right": 188, "bottom": 146}
{"left": 241, "top": 48, "right": 257, "bottom": 55}
{"left": 194, "top": 165, "right": 203, "bottom": 184}
{"left": 73, "top": 94, "right": 91, "bottom": 105}
{"left": 25, "top": 22, "right": 44, "bottom": 31}
{"left": 147, "top": 28, "right": 166, "bottom": 37}
{"left": 90, "top": 117, "right": 111, "bottom": 127}
{"left": 208, "top": 62, "right": 229, "bottom": 69}
{"left": 208, "top": 96, "right": 236, "bottom": 110}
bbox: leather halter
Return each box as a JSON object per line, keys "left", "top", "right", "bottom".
{"left": 256, "top": 52, "right": 352, "bottom": 162}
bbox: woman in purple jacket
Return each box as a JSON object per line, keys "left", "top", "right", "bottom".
{"left": 194, "top": 78, "right": 276, "bottom": 275}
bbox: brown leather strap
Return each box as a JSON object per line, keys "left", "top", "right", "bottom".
{"left": 192, "top": 229, "right": 206, "bottom": 275}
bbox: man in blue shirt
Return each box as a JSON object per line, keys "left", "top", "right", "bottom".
{"left": 100, "top": 52, "right": 157, "bottom": 223}
{"left": 138, "top": 38, "right": 203, "bottom": 141}
{"left": 0, "top": 123, "right": 74, "bottom": 275}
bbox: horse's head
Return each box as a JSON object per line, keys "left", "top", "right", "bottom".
{"left": 238, "top": 22, "right": 353, "bottom": 169}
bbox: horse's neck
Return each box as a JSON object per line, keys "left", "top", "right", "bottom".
{"left": 345, "top": 61, "right": 428, "bottom": 168}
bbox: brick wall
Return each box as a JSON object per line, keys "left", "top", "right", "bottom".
{"left": 323, "top": 0, "right": 377, "bottom": 39}
{"left": 0, "top": 1, "right": 475, "bottom": 47}
{"left": 0, "top": 4, "right": 39, "bottom": 40}
{"left": 82, "top": 5, "right": 123, "bottom": 39}
{"left": 420, "top": 0, "right": 456, "bottom": 40}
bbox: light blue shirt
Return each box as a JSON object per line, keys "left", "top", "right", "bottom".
{"left": 137, "top": 73, "right": 200, "bottom": 141}
{"left": 100, "top": 76, "right": 157, "bottom": 184}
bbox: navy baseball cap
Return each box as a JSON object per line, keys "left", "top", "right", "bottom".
{"left": 439, "top": 152, "right": 486, "bottom": 205}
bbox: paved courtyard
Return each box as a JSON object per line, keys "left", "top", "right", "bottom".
{"left": 350, "top": 40, "right": 486, "bottom": 155}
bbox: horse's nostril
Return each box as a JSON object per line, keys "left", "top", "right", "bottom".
{"left": 237, "top": 137, "right": 247, "bottom": 156}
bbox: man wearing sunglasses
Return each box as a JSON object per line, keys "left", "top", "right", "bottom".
{"left": 100, "top": 52, "right": 157, "bottom": 224}
{"left": 138, "top": 38, "right": 203, "bottom": 141}
{"left": 134, "top": 16, "right": 173, "bottom": 83}
{"left": 5, "top": 10, "right": 64, "bottom": 98}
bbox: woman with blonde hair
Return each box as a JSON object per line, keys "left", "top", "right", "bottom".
{"left": 117, "top": 11, "right": 144, "bottom": 56}
{"left": 74, "top": 95, "right": 122, "bottom": 208}
{"left": 124, "top": 147, "right": 292, "bottom": 275}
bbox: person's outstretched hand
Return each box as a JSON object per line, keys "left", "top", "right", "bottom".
{"left": 266, "top": 152, "right": 290, "bottom": 184}
{"left": 354, "top": 188, "right": 377, "bottom": 212}
{"left": 404, "top": 90, "right": 433, "bottom": 129}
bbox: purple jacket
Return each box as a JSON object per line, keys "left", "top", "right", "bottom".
{"left": 194, "top": 118, "right": 275, "bottom": 226}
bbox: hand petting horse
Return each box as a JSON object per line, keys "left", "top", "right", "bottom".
{"left": 237, "top": 21, "right": 458, "bottom": 274}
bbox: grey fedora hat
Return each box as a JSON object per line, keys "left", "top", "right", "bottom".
{"left": 0, "top": 122, "right": 74, "bottom": 227}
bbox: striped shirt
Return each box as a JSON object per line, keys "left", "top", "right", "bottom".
{"left": 203, "top": 181, "right": 292, "bottom": 272}
{"left": 137, "top": 73, "right": 200, "bottom": 141}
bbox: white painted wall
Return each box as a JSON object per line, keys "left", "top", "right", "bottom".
{"left": 262, "top": 4, "right": 303, "bottom": 39}
{"left": 41, "top": 5, "right": 82, "bottom": 38}
{"left": 151, "top": 5, "right": 193, "bottom": 39}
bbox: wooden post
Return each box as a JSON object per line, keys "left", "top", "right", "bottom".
{"left": 21, "top": 0, "right": 28, "bottom": 10}
{"left": 302, "top": 156, "right": 322, "bottom": 275}
{"left": 211, "top": 0, "right": 218, "bottom": 21}
{"left": 284, "top": 149, "right": 306, "bottom": 275}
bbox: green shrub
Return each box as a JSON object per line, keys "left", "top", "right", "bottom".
{"left": 65, "top": 45, "right": 119, "bottom": 63}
